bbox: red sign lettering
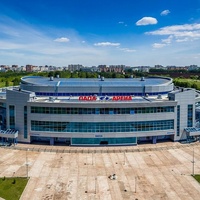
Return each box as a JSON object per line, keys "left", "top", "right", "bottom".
{"left": 79, "top": 96, "right": 132, "bottom": 101}
{"left": 112, "top": 96, "right": 132, "bottom": 101}
{"left": 79, "top": 96, "right": 97, "bottom": 101}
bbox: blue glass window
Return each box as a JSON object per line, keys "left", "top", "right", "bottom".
{"left": 187, "top": 104, "right": 193, "bottom": 127}
{"left": 24, "top": 106, "right": 28, "bottom": 139}
{"left": 9, "top": 105, "right": 15, "bottom": 129}
{"left": 177, "top": 105, "right": 180, "bottom": 136}
{"left": 31, "top": 120, "right": 174, "bottom": 133}
{"left": 31, "top": 106, "right": 174, "bottom": 115}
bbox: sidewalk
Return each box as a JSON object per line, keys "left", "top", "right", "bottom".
{"left": 2, "top": 140, "right": 199, "bottom": 153}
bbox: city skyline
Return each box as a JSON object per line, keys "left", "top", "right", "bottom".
{"left": 0, "top": 0, "right": 200, "bottom": 66}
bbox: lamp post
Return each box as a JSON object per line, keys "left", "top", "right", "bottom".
{"left": 26, "top": 149, "right": 29, "bottom": 179}
{"left": 95, "top": 177, "right": 97, "bottom": 194}
{"left": 192, "top": 147, "right": 195, "bottom": 176}
{"left": 92, "top": 152, "right": 94, "bottom": 165}
{"left": 135, "top": 176, "right": 137, "bottom": 193}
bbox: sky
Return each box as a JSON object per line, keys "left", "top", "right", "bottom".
{"left": 0, "top": 0, "right": 200, "bottom": 67}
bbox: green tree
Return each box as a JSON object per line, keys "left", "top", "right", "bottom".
{"left": 5, "top": 80, "right": 9, "bottom": 87}
{"left": 48, "top": 71, "right": 54, "bottom": 77}
{"left": 12, "top": 77, "right": 20, "bottom": 86}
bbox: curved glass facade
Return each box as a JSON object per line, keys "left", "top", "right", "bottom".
{"left": 31, "top": 120, "right": 174, "bottom": 133}
{"left": 35, "top": 91, "right": 170, "bottom": 97}
{"left": 31, "top": 106, "right": 174, "bottom": 115}
{"left": 72, "top": 137, "right": 137, "bottom": 145}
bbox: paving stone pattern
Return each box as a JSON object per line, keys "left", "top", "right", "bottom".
{"left": 0, "top": 142, "right": 200, "bottom": 200}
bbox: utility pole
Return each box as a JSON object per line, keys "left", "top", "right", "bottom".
{"left": 26, "top": 149, "right": 29, "bottom": 179}
{"left": 135, "top": 176, "right": 137, "bottom": 193}
{"left": 95, "top": 177, "right": 97, "bottom": 194}
{"left": 92, "top": 152, "right": 94, "bottom": 165}
{"left": 192, "top": 147, "right": 195, "bottom": 176}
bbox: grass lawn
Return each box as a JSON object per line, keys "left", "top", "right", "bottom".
{"left": 0, "top": 177, "right": 28, "bottom": 200}
{"left": 193, "top": 175, "right": 200, "bottom": 183}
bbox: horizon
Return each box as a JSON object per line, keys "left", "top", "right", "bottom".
{"left": 1, "top": 64, "right": 200, "bottom": 68}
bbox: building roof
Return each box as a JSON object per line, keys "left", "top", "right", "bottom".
{"left": 21, "top": 76, "right": 172, "bottom": 87}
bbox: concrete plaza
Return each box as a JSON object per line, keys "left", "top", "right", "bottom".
{"left": 0, "top": 142, "right": 200, "bottom": 200}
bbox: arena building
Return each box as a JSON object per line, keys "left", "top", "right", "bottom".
{"left": 0, "top": 75, "right": 200, "bottom": 146}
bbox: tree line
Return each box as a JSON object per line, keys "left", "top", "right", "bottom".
{"left": 1, "top": 70, "right": 200, "bottom": 92}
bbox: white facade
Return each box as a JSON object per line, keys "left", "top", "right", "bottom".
{"left": 0, "top": 76, "right": 198, "bottom": 146}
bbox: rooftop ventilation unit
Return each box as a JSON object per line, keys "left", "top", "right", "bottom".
{"left": 50, "top": 76, "right": 54, "bottom": 81}
{"left": 49, "top": 96, "right": 54, "bottom": 102}
{"left": 157, "top": 94, "right": 162, "bottom": 99}
{"left": 140, "top": 77, "right": 145, "bottom": 81}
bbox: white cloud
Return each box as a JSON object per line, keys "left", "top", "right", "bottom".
{"left": 147, "top": 23, "right": 200, "bottom": 45}
{"left": 151, "top": 36, "right": 173, "bottom": 49}
{"left": 160, "top": 10, "right": 170, "bottom": 16}
{"left": 147, "top": 23, "right": 200, "bottom": 36}
{"left": 94, "top": 42, "right": 120, "bottom": 47}
{"left": 0, "top": 16, "right": 199, "bottom": 67}
{"left": 119, "top": 48, "right": 136, "bottom": 52}
{"left": 152, "top": 43, "right": 166, "bottom": 48}
{"left": 0, "top": 17, "right": 108, "bottom": 65}
{"left": 119, "top": 21, "right": 128, "bottom": 27}
{"left": 176, "top": 38, "right": 189, "bottom": 42}
{"left": 136, "top": 17, "right": 158, "bottom": 26}
{"left": 54, "top": 37, "right": 70, "bottom": 42}
{"left": 161, "top": 35, "right": 173, "bottom": 44}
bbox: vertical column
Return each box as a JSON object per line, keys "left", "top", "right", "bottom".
{"left": 50, "top": 137, "right": 54, "bottom": 145}
{"left": 152, "top": 136, "right": 157, "bottom": 144}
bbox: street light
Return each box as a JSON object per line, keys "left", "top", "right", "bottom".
{"left": 135, "top": 176, "right": 137, "bottom": 193}
{"left": 26, "top": 149, "right": 29, "bottom": 179}
{"left": 192, "top": 147, "right": 195, "bottom": 176}
{"left": 95, "top": 177, "right": 97, "bottom": 194}
{"left": 92, "top": 152, "right": 94, "bottom": 165}
{"left": 124, "top": 152, "right": 126, "bottom": 165}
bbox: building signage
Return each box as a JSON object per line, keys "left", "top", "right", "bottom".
{"left": 95, "top": 135, "right": 103, "bottom": 137}
{"left": 167, "top": 132, "right": 174, "bottom": 135}
{"left": 79, "top": 96, "right": 132, "bottom": 101}
{"left": 79, "top": 96, "right": 97, "bottom": 101}
{"left": 112, "top": 96, "right": 132, "bottom": 101}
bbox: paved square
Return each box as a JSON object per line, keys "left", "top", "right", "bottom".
{"left": 0, "top": 142, "right": 200, "bottom": 200}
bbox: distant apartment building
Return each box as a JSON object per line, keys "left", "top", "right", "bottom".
{"left": 91, "top": 66, "right": 98, "bottom": 72}
{"left": 187, "top": 65, "right": 199, "bottom": 71}
{"left": 98, "top": 65, "right": 108, "bottom": 72}
{"left": 166, "top": 66, "right": 187, "bottom": 71}
{"left": 11, "top": 65, "right": 18, "bottom": 70}
{"left": 48, "top": 66, "right": 57, "bottom": 71}
{"left": 98, "top": 65, "right": 126, "bottom": 73}
{"left": 15, "top": 66, "right": 25, "bottom": 72}
{"left": 154, "top": 65, "right": 165, "bottom": 70}
{"left": 0, "top": 65, "right": 10, "bottom": 72}
{"left": 26, "top": 65, "right": 34, "bottom": 72}
{"left": 133, "top": 66, "right": 150, "bottom": 72}
{"left": 109, "top": 65, "right": 126, "bottom": 73}
{"left": 26, "top": 65, "right": 41, "bottom": 72}
{"left": 68, "top": 64, "right": 83, "bottom": 72}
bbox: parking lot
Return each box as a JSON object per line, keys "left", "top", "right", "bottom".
{"left": 0, "top": 142, "right": 200, "bottom": 200}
